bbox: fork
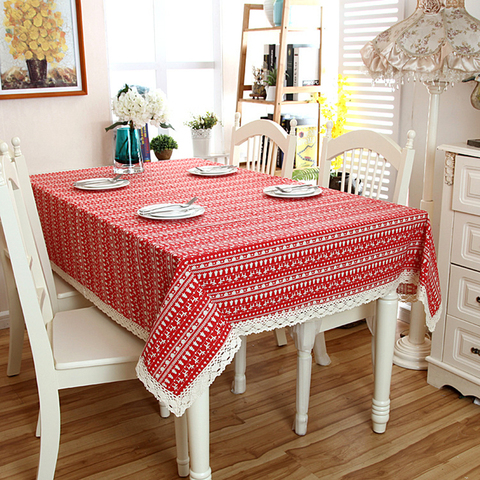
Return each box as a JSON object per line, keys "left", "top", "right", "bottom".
{"left": 78, "top": 174, "right": 123, "bottom": 185}
{"left": 140, "top": 196, "right": 198, "bottom": 215}
{"left": 275, "top": 184, "right": 315, "bottom": 193}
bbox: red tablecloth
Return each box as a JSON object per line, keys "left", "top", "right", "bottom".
{"left": 31, "top": 159, "right": 441, "bottom": 415}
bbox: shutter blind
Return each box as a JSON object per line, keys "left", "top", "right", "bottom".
{"left": 339, "top": 0, "right": 404, "bottom": 140}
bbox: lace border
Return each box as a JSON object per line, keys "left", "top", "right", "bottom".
{"left": 136, "top": 271, "right": 442, "bottom": 417}
{"left": 51, "top": 263, "right": 150, "bottom": 342}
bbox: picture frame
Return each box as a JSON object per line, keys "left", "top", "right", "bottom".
{"left": 0, "top": 0, "right": 87, "bottom": 99}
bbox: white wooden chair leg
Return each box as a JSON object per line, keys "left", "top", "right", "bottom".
{"left": 313, "top": 332, "right": 331, "bottom": 366}
{"left": 7, "top": 303, "right": 24, "bottom": 376}
{"left": 36, "top": 411, "right": 41, "bottom": 437}
{"left": 37, "top": 390, "right": 61, "bottom": 480}
{"left": 366, "top": 315, "right": 376, "bottom": 370}
{"left": 174, "top": 414, "right": 190, "bottom": 477}
{"left": 292, "top": 320, "right": 319, "bottom": 436}
{"left": 273, "top": 327, "right": 288, "bottom": 346}
{"left": 372, "top": 291, "right": 397, "bottom": 434}
{"left": 159, "top": 401, "right": 170, "bottom": 418}
{"left": 186, "top": 389, "right": 211, "bottom": 480}
{"left": 231, "top": 336, "right": 246, "bottom": 394}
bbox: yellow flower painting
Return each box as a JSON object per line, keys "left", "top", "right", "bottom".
{"left": 0, "top": 0, "right": 86, "bottom": 97}
{"left": 4, "top": 0, "right": 67, "bottom": 64}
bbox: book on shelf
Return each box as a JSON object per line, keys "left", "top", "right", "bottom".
{"left": 139, "top": 124, "right": 151, "bottom": 162}
{"left": 293, "top": 46, "right": 320, "bottom": 101}
{"left": 295, "top": 125, "right": 317, "bottom": 169}
{"left": 285, "top": 44, "right": 294, "bottom": 100}
{"left": 262, "top": 114, "right": 317, "bottom": 169}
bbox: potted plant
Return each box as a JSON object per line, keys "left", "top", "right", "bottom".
{"left": 250, "top": 66, "right": 267, "bottom": 100}
{"left": 150, "top": 134, "right": 178, "bottom": 160}
{"left": 266, "top": 67, "right": 278, "bottom": 102}
{"left": 185, "top": 112, "right": 221, "bottom": 157}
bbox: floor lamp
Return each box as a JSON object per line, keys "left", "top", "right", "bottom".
{"left": 360, "top": 0, "right": 480, "bottom": 369}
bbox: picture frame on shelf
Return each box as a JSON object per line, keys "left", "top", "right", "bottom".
{"left": 0, "top": 0, "right": 87, "bottom": 100}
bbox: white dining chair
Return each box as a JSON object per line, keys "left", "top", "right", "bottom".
{"left": 229, "top": 112, "right": 297, "bottom": 394}
{"left": 311, "top": 121, "right": 416, "bottom": 366}
{"left": 0, "top": 142, "right": 188, "bottom": 479}
{"left": 229, "top": 112, "right": 297, "bottom": 179}
{"left": 292, "top": 121, "right": 416, "bottom": 435}
{"left": 1, "top": 137, "right": 92, "bottom": 378}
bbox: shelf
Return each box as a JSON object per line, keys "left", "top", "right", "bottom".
{"left": 235, "top": 1, "right": 322, "bottom": 124}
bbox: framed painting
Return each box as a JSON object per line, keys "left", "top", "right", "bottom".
{"left": 0, "top": 0, "right": 87, "bottom": 99}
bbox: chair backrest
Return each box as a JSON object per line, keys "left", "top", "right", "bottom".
{"left": 229, "top": 112, "right": 297, "bottom": 178}
{"left": 5, "top": 138, "right": 60, "bottom": 313}
{"left": 1, "top": 139, "right": 56, "bottom": 333}
{"left": 319, "top": 121, "right": 416, "bottom": 205}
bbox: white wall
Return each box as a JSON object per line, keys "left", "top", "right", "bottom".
{"left": 0, "top": 0, "right": 112, "bottom": 175}
{"left": 399, "top": 0, "right": 480, "bottom": 243}
{"left": 0, "top": 0, "right": 112, "bottom": 314}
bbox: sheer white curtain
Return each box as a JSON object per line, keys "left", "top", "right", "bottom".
{"left": 103, "top": 0, "right": 223, "bottom": 158}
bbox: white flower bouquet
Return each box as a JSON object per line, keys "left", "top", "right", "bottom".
{"left": 105, "top": 84, "right": 172, "bottom": 132}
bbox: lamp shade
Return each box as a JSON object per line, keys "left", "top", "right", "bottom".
{"left": 361, "top": 0, "right": 480, "bottom": 84}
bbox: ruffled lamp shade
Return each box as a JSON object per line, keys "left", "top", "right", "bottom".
{"left": 359, "top": 0, "right": 480, "bottom": 371}
{"left": 361, "top": 0, "right": 480, "bottom": 84}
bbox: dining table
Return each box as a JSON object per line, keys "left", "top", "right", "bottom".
{"left": 30, "top": 158, "right": 442, "bottom": 480}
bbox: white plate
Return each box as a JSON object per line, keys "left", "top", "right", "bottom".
{"left": 74, "top": 178, "right": 130, "bottom": 191}
{"left": 188, "top": 165, "right": 237, "bottom": 176}
{"left": 263, "top": 185, "right": 322, "bottom": 198}
{"left": 137, "top": 204, "right": 205, "bottom": 220}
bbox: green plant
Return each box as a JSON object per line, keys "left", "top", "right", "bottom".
{"left": 150, "top": 134, "right": 178, "bottom": 152}
{"left": 266, "top": 68, "right": 277, "bottom": 87}
{"left": 184, "top": 111, "right": 221, "bottom": 130}
{"left": 292, "top": 167, "right": 319, "bottom": 182}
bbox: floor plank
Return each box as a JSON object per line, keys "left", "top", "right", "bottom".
{"left": 1, "top": 323, "right": 480, "bottom": 479}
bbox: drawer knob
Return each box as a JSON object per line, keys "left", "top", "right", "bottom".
{"left": 471, "top": 347, "right": 480, "bottom": 356}
{"left": 477, "top": 296, "right": 480, "bottom": 304}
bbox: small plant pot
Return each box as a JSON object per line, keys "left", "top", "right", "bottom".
{"left": 154, "top": 149, "right": 173, "bottom": 160}
{"left": 266, "top": 86, "right": 276, "bottom": 102}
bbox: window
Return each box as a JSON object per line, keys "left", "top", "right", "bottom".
{"left": 103, "top": 0, "right": 223, "bottom": 157}
{"left": 339, "top": 0, "right": 404, "bottom": 139}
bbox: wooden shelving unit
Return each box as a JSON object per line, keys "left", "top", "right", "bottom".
{"left": 235, "top": 0, "right": 323, "bottom": 125}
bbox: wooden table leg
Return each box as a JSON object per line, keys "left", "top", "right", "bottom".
{"left": 174, "top": 414, "right": 190, "bottom": 477}
{"left": 231, "top": 335, "right": 247, "bottom": 394}
{"left": 372, "top": 290, "right": 398, "bottom": 434}
{"left": 292, "top": 320, "right": 319, "bottom": 436}
{"left": 185, "top": 389, "right": 212, "bottom": 480}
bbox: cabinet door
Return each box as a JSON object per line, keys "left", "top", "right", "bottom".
{"left": 444, "top": 315, "right": 480, "bottom": 379}
{"left": 447, "top": 265, "right": 480, "bottom": 326}
{"left": 452, "top": 155, "right": 480, "bottom": 216}
{"left": 451, "top": 212, "right": 480, "bottom": 272}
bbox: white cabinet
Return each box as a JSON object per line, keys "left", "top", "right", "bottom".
{"left": 427, "top": 144, "right": 480, "bottom": 397}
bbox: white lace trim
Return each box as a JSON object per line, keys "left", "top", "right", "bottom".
{"left": 136, "top": 270, "right": 442, "bottom": 417}
{"left": 51, "top": 263, "right": 150, "bottom": 342}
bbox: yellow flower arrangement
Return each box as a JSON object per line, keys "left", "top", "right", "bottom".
{"left": 3, "top": 0, "right": 67, "bottom": 64}
{"left": 311, "top": 74, "right": 350, "bottom": 171}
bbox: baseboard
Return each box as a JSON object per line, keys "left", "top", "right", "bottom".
{"left": 0, "top": 310, "right": 9, "bottom": 330}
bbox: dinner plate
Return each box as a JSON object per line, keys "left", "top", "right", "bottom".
{"left": 263, "top": 185, "right": 322, "bottom": 198}
{"left": 188, "top": 165, "right": 237, "bottom": 176}
{"left": 74, "top": 178, "right": 130, "bottom": 191}
{"left": 137, "top": 204, "right": 205, "bottom": 220}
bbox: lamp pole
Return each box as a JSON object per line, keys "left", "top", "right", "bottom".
{"left": 393, "top": 81, "right": 448, "bottom": 370}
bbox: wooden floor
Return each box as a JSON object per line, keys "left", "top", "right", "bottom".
{"left": 1, "top": 323, "right": 480, "bottom": 480}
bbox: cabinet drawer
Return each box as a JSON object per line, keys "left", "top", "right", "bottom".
{"left": 447, "top": 265, "right": 480, "bottom": 324}
{"left": 444, "top": 315, "right": 480, "bottom": 379}
{"left": 452, "top": 155, "right": 480, "bottom": 216}
{"left": 451, "top": 212, "right": 480, "bottom": 271}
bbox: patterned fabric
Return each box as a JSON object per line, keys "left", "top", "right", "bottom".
{"left": 31, "top": 159, "right": 442, "bottom": 416}
{"left": 361, "top": 0, "right": 480, "bottom": 83}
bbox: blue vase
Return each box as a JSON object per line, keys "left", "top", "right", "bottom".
{"left": 273, "top": 0, "right": 283, "bottom": 26}
{"left": 114, "top": 126, "right": 144, "bottom": 174}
